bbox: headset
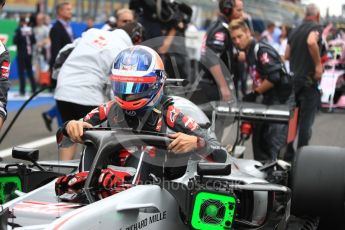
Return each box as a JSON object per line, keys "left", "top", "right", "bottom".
{"left": 131, "top": 22, "right": 144, "bottom": 44}
{"left": 219, "top": 0, "right": 234, "bottom": 17}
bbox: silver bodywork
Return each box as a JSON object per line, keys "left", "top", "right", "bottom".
{"left": 2, "top": 157, "right": 278, "bottom": 230}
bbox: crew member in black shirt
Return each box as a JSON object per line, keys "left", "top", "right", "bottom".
{"left": 192, "top": 0, "right": 245, "bottom": 106}
{"left": 230, "top": 19, "right": 293, "bottom": 161}
{"left": 284, "top": 3, "right": 323, "bottom": 161}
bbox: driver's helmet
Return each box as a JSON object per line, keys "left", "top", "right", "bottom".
{"left": 111, "top": 45, "right": 166, "bottom": 111}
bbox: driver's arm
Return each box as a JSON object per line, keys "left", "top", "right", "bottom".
{"left": 56, "top": 119, "right": 93, "bottom": 146}
{"left": 63, "top": 120, "right": 93, "bottom": 143}
{"left": 164, "top": 105, "right": 225, "bottom": 158}
{"left": 56, "top": 101, "right": 113, "bottom": 146}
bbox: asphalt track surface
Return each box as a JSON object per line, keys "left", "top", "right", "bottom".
{"left": 1, "top": 89, "right": 345, "bottom": 163}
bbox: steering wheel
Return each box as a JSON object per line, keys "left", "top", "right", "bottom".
{"left": 81, "top": 129, "right": 185, "bottom": 192}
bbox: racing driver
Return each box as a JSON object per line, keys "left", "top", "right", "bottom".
{"left": 55, "top": 45, "right": 226, "bottom": 194}
{"left": 0, "top": 0, "right": 11, "bottom": 130}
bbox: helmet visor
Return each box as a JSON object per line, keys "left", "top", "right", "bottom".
{"left": 111, "top": 73, "right": 158, "bottom": 97}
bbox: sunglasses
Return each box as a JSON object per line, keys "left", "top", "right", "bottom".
{"left": 119, "top": 19, "right": 133, "bottom": 24}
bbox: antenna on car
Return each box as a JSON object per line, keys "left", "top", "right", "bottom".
{"left": 165, "top": 78, "right": 189, "bottom": 86}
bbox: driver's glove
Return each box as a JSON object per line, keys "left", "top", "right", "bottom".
{"left": 55, "top": 174, "right": 74, "bottom": 195}
{"left": 55, "top": 171, "right": 89, "bottom": 195}
{"left": 98, "top": 168, "right": 132, "bottom": 189}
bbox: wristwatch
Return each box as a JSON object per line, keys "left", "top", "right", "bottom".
{"left": 196, "top": 137, "right": 206, "bottom": 149}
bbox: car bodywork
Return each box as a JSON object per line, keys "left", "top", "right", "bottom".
{"left": 0, "top": 130, "right": 291, "bottom": 230}
{"left": 0, "top": 98, "right": 296, "bottom": 230}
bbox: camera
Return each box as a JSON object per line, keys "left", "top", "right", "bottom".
{"left": 170, "top": 2, "right": 193, "bottom": 30}
{"left": 129, "top": 0, "right": 192, "bottom": 30}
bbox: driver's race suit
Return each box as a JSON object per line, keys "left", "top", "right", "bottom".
{"left": 56, "top": 96, "right": 227, "bottom": 188}
{"left": 57, "top": 96, "right": 226, "bottom": 163}
{"left": 0, "top": 40, "right": 11, "bottom": 122}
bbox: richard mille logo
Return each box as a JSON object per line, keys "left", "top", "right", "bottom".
{"left": 120, "top": 211, "right": 167, "bottom": 230}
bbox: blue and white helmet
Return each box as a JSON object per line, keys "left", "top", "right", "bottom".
{"left": 110, "top": 45, "right": 167, "bottom": 111}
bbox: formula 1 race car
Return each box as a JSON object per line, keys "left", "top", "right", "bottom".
{"left": 319, "top": 59, "right": 345, "bottom": 111}
{"left": 319, "top": 40, "right": 345, "bottom": 112}
{"left": 0, "top": 97, "right": 344, "bottom": 230}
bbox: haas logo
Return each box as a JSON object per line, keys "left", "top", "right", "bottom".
{"left": 1, "top": 61, "right": 10, "bottom": 79}
{"left": 92, "top": 35, "right": 108, "bottom": 48}
{"left": 182, "top": 116, "right": 199, "bottom": 131}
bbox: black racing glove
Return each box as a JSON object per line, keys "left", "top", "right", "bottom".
{"left": 55, "top": 171, "right": 89, "bottom": 195}
{"left": 98, "top": 168, "right": 132, "bottom": 189}
{"left": 242, "top": 91, "right": 259, "bottom": 102}
{"left": 55, "top": 174, "right": 74, "bottom": 196}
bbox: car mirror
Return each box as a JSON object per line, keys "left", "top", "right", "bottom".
{"left": 197, "top": 162, "right": 231, "bottom": 176}
{"left": 12, "top": 147, "right": 39, "bottom": 162}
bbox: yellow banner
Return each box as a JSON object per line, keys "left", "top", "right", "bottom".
{"left": 6, "top": 0, "right": 37, "bottom": 6}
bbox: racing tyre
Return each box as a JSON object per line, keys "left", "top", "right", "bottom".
{"left": 291, "top": 146, "right": 345, "bottom": 227}
{"left": 286, "top": 216, "right": 319, "bottom": 230}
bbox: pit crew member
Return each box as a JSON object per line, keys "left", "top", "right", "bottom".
{"left": 230, "top": 19, "right": 294, "bottom": 162}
